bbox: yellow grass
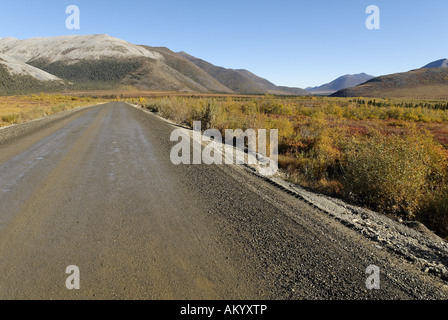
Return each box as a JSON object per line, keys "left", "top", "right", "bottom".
{"left": 0, "top": 93, "right": 109, "bottom": 127}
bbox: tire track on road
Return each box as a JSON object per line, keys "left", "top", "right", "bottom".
{"left": 0, "top": 105, "right": 110, "bottom": 262}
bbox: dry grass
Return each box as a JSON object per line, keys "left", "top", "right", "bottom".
{"left": 0, "top": 93, "right": 109, "bottom": 127}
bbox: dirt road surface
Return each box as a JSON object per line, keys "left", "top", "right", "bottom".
{"left": 0, "top": 102, "right": 447, "bottom": 299}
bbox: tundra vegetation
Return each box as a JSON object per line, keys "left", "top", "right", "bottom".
{"left": 133, "top": 94, "right": 448, "bottom": 238}
{"left": 0, "top": 93, "right": 108, "bottom": 126}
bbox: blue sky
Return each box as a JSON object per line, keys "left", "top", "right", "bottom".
{"left": 0, "top": 0, "right": 447, "bottom": 88}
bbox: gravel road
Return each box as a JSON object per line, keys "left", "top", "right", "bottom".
{"left": 0, "top": 102, "right": 447, "bottom": 299}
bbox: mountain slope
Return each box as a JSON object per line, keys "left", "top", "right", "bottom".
{"left": 178, "top": 52, "right": 309, "bottom": 95}
{"left": 0, "top": 35, "right": 232, "bottom": 92}
{"left": 0, "top": 53, "right": 60, "bottom": 81}
{"left": 331, "top": 67, "right": 448, "bottom": 99}
{"left": 236, "top": 69, "right": 309, "bottom": 95}
{"left": 139, "top": 46, "right": 233, "bottom": 93}
{"left": 177, "top": 51, "right": 269, "bottom": 94}
{"left": 0, "top": 34, "right": 306, "bottom": 95}
{"left": 307, "top": 73, "right": 374, "bottom": 95}
{"left": 0, "top": 35, "right": 157, "bottom": 90}
{"left": 0, "top": 53, "right": 66, "bottom": 95}
{"left": 0, "top": 35, "right": 170, "bottom": 91}
{"left": 422, "top": 58, "right": 448, "bottom": 69}
{"left": 0, "top": 35, "right": 162, "bottom": 63}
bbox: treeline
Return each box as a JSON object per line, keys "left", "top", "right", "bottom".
{"left": 0, "top": 65, "right": 66, "bottom": 95}
{"left": 29, "top": 58, "right": 144, "bottom": 82}
{"left": 351, "top": 98, "right": 448, "bottom": 110}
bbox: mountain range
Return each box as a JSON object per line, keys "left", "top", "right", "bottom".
{"left": 0, "top": 34, "right": 308, "bottom": 95}
{"left": 332, "top": 60, "right": 448, "bottom": 99}
{"left": 306, "top": 73, "right": 375, "bottom": 95}
{"left": 178, "top": 52, "right": 307, "bottom": 95}
{"left": 1, "top": 34, "right": 447, "bottom": 98}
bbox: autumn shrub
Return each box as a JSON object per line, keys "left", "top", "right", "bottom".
{"left": 20, "top": 107, "right": 47, "bottom": 122}
{"left": 146, "top": 97, "right": 188, "bottom": 125}
{"left": 185, "top": 100, "right": 220, "bottom": 129}
{"left": 419, "top": 179, "right": 448, "bottom": 238}
{"left": 2, "top": 114, "right": 20, "bottom": 124}
{"left": 417, "top": 149, "right": 448, "bottom": 237}
{"left": 50, "top": 103, "right": 69, "bottom": 114}
{"left": 136, "top": 95, "right": 448, "bottom": 237}
{"left": 277, "top": 113, "right": 345, "bottom": 194}
{"left": 340, "top": 127, "right": 447, "bottom": 219}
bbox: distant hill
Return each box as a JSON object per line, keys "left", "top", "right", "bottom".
{"left": 0, "top": 35, "right": 165, "bottom": 91}
{"left": 0, "top": 53, "right": 66, "bottom": 94}
{"left": 0, "top": 34, "right": 307, "bottom": 95}
{"left": 331, "top": 67, "right": 448, "bottom": 99}
{"left": 422, "top": 58, "right": 448, "bottom": 69}
{"left": 178, "top": 52, "right": 309, "bottom": 95}
{"left": 0, "top": 53, "right": 61, "bottom": 82}
{"left": 307, "top": 73, "right": 374, "bottom": 95}
{"left": 138, "top": 46, "right": 233, "bottom": 93}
